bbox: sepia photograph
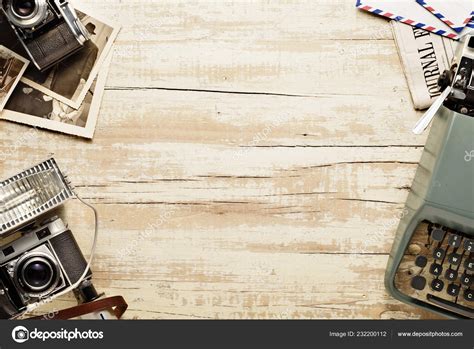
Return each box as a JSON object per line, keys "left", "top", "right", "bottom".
{"left": 20, "top": 10, "right": 120, "bottom": 109}
{"left": 0, "top": 45, "right": 28, "bottom": 112}
{"left": 0, "top": 54, "right": 112, "bottom": 139}
{"left": 0, "top": 9, "right": 119, "bottom": 110}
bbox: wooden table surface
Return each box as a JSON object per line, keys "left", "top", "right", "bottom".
{"left": 0, "top": 0, "right": 441, "bottom": 319}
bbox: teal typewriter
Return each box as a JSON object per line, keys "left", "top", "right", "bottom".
{"left": 385, "top": 33, "right": 474, "bottom": 319}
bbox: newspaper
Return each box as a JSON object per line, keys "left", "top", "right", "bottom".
{"left": 391, "top": 21, "right": 459, "bottom": 110}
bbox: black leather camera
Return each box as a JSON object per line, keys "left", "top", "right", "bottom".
{"left": 1, "top": 0, "right": 89, "bottom": 71}
{"left": 0, "top": 217, "right": 92, "bottom": 319}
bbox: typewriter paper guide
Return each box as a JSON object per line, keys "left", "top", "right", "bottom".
{"left": 0, "top": 159, "right": 74, "bottom": 236}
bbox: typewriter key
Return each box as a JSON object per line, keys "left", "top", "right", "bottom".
{"left": 445, "top": 269, "right": 458, "bottom": 282}
{"left": 448, "top": 235, "right": 462, "bottom": 248}
{"left": 447, "top": 284, "right": 460, "bottom": 297}
{"left": 429, "top": 263, "right": 443, "bottom": 276}
{"left": 464, "top": 258, "right": 473, "bottom": 272}
{"left": 461, "top": 273, "right": 472, "bottom": 287}
{"left": 463, "top": 289, "right": 473, "bottom": 302}
{"left": 431, "top": 228, "right": 445, "bottom": 242}
{"left": 411, "top": 275, "right": 426, "bottom": 290}
{"left": 431, "top": 279, "right": 444, "bottom": 292}
{"left": 463, "top": 239, "right": 473, "bottom": 252}
{"left": 448, "top": 253, "right": 462, "bottom": 266}
{"left": 433, "top": 248, "right": 445, "bottom": 260}
{"left": 415, "top": 255, "right": 427, "bottom": 268}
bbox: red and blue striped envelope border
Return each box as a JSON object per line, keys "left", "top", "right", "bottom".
{"left": 416, "top": 0, "right": 473, "bottom": 33}
{"left": 356, "top": 0, "right": 460, "bottom": 39}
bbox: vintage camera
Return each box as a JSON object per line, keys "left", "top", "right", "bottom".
{"left": 0, "top": 217, "right": 93, "bottom": 319}
{"left": 1, "top": 0, "right": 89, "bottom": 71}
{"left": 0, "top": 158, "right": 98, "bottom": 319}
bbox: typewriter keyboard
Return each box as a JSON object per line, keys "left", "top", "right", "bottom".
{"left": 394, "top": 221, "right": 473, "bottom": 318}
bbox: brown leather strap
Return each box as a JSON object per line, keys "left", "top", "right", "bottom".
{"left": 27, "top": 296, "right": 128, "bottom": 320}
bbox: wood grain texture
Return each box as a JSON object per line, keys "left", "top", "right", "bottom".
{"left": 0, "top": 0, "right": 440, "bottom": 319}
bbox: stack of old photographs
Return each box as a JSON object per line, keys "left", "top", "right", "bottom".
{"left": 0, "top": 9, "right": 119, "bottom": 139}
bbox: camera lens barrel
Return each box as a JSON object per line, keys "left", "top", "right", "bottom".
{"left": 12, "top": 0, "right": 36, "bottom": 17}
{"left": 14, "top": 253, "right": 60, "bottom": 295}
{"left": 21, "top": 257, "right": 54, "bottom": 291}
{"left": 2, "top": 0, "right": 89, "bottom": 71}
{"left": 4, "top": 0, "right": 48, "bottom": 29}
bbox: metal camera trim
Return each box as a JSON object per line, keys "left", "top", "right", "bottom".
{"left": 13, "top": 251, "right": 61, "bottom": 297}
{"left": 4, "top": 0, "right": 49, "bottom": 29}
{"left": 53, "top": 0, "right": 89, "bottom": 45}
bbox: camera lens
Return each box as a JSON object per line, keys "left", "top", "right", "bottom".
{"left": 19, "top": 257, "right": 56, "bottom": 292}
{"left": 4, "top": 0, "right": 48, "bottom": 30}
{"left": 12, "top": 0, "right": 36, "bottom": 17}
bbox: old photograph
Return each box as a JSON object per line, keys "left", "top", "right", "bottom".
{"left": 0, "top": 45, "right": 28, "bottom": 112}
{"left": 0, "top": 10, "right": 119, "bottom": 110}
{"left": 0, "top": 54, "right": 112, "bottom": 139}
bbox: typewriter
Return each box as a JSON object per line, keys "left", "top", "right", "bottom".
{"left": 385, "top": 34, "right": 474, "bottom": 319}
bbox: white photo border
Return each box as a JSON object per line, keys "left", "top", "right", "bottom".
{"left": 20, "top": 9, "right": 120, "bottom": 110}
{"left": 0, "top": 54, "right": 112, "bottom": 139}
{"left": 0, "top": 45, "right": 29, "bottom": 112}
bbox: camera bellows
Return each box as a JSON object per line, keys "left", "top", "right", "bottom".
{"left": 0, "top": 159, "right": 74, "bottom": 236}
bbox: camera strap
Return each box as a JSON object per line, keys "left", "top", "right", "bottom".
{"left": 27, "top": 296, "right": 128, "bottom": 320}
